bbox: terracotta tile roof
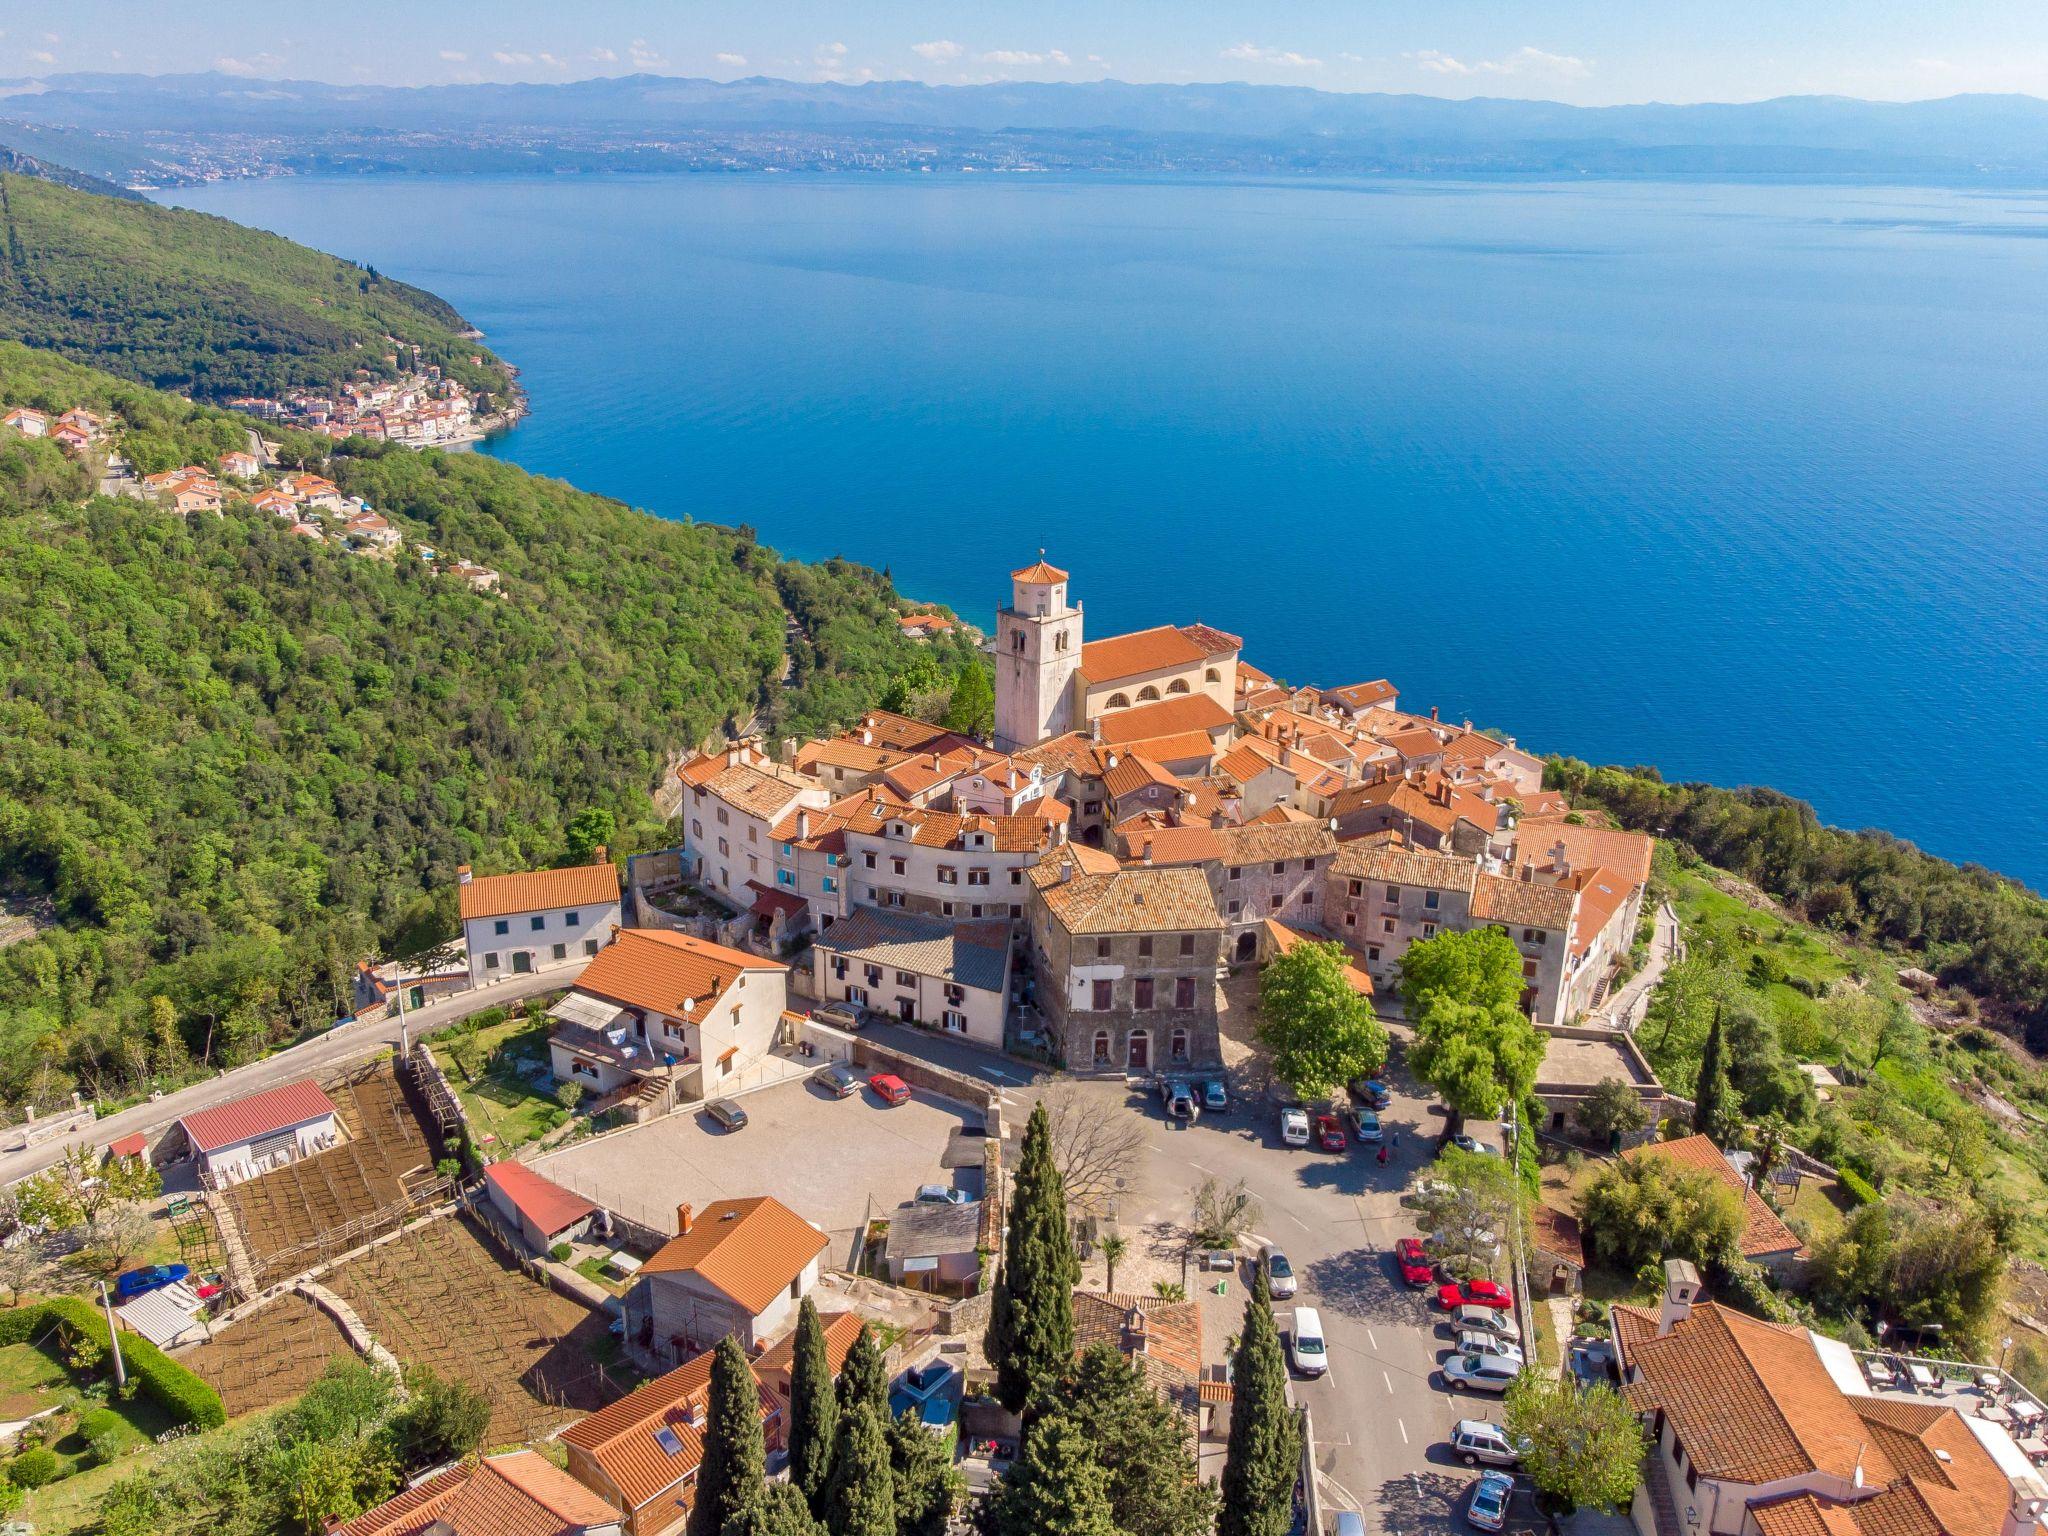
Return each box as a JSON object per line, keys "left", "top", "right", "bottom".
{"left": 1513, "top": 823, "right": 1656, "bottom": 889}
{"left": 1754, "top": 1495, "right": 1868, "bottom": 1536}
{"left": 1621, "top": 1135, "right": 1806, "bottom": 1259}
{"left": 1264, "top": 921, "right": 1373, "bottom": 995}
{"left": 1104, "top": 752, "right": 1184, "bottom": 801}
{"left": 1330, "top": 772, "right": 1497, "bottom": 839}
{"left": 179, "top": 1078, "right": 337, "bottom": 1156}
{"left": 1032, "top": 845, "right": 1123, "bottom": 885}
{"left": 1215, "top": 742, "right": 1289, "bottom": 785}
{"left": 1178, "top": 623, "right": 1242, "bottom": 656}
{"left": 755, "top": 1310, "right": 865, "bottom": 1393}
{"left": 1123, "top": 825, "right": 1227, "bottom": 867}
{"left": 338, "top": 1449, "right": 622, "bottom": 1536}
{"left": 1237, "top": 659, "right": 1273, "bottom": 686}
{"left": 1618, "top": 1300, "right": 1884, "bottom": 1484}
{"left": 1212, "top": 820, "right": 1337, "bottom": 866}
{"left": 460, "top": 860, "right": 622, "bottom": 922}
{"left": 1032, "top": 863, "right": 1222, "bottom": 935}
{"left": 1074, "top": 1291, "right": 1203, "bottom": 1377}
{"left": 1096, "top": 694, "right": 1234, "bottom": 745}
{"left": 1324, "top": 680, "right": 1399, "bottom": 713}
{"left": 1081, "top": 626, "right": 1210, "bottom": 683}
{"left": 561, "top": 1345, "right": 779, "bottom": 1515}
{"left": 1566, "top": 867, "right": 1633, "bottom": 958}
{"left": 1249, "top": 805, "right": 1315, "bottom": 825}
{"left": 484, "top": 1158, "right": 599, "bottom": 1239}
{"left": 840, "top": 801, "right": 1058, "bottom": 855}
{"left": 1380, "top": 726, "right": 1452, "bottom": 761}
{"left": 704, "top": 762, "right": 815, "bottom": 822}
{"left": 1470, "top": 874, "right": 1578, "bottom": 931}
{"left": 572, "top": 929, "right": 783, "bottom": 1026}
{"left": 1528, "top": 1202, "right": 1585, "bottom": 1268}
{"left": 640, "top": 1197, "right": 828, "bottom": 1314}
{"left": 1328, "top": 842, "right": 1480, "bottom": 894}
{"left": 1011, "top": 557, "right": 1069, "bottom": 582}
{"left": 107, "top": 1132, "right": 147, "bottom": 1159}
{"left": 850, "top": 711, "right": 969, "bottom": 754}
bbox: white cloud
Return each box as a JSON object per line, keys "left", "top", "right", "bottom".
{"left": 215, "top": 53, "right": 284, "bottom": 76}
{"left": 824, "top": 41, "right": 848, "bottom": 56}
{"left": 1221, "top": 42, "right": 1322, "bottom": 69}
{"left": 912, "top": 40, "right": 963, "bottom": 62}
{"left": 588, "top": 47, "right": 618, "bottom": 64}
{"left": 439, "top": 50, "right": 468, "bottom": 63}
{"left": 812, "top": 42, "right": 874, "bottom": 83}
{"left": 537, "top": 52, "right": 567, "bottom": 69}
{"left": 29, "top": 50, "right": 53, "bottom": 65}
{"left": 980, "top": 48, "right": 1071, "bottom": 67}
{"left": 1406, "top": 45, "right": 1589, "bottom": 80}
{"left": 628, "top": 38, "right": 667, "bottom": 68}
{"left": 491, "top": 49, "right": 533, "bottom": 66}
{"left": 716, "top": 52, "right": 747, "bottom": 67}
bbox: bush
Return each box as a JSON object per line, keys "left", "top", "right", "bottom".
{"left": 11, "top": 1447, "right": 58, "bottom": 1488}
{"left": 76, "top": 1407, "right": 122, "bottom": 1440}
{"left": 1839, "top": 1168, "right": 1880, "bottom": 1206}
{"left": 549, "top": 1242, "right": 572, "bottom": 1262}
{"left": 39, "top": 1297, "right": 225, "bottom": 1429}
{"left": 83, "top": 1426, "right": 122, "bottom": 1467}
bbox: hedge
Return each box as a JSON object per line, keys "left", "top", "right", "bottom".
{"left": 0, "top": 1298, "right": 225, "bottom": 1429}
{"left": 1839, "top": 1168, "right": 1880, "bottom": 1207}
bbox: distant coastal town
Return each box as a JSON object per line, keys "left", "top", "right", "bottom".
{"left": 227, "top": 355, "right": 521, "bottom": 448}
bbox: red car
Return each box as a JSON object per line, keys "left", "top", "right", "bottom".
{"left": 1394, "top": 1238, "right": 1434, "bottom": 1287}
{"left": 869, "top": 1073, "right": 911, "bottom": 1106}
{"left": 1313, "top": 1113, "right": 1347, "bottom": 1152}
{"left": 1437, "top": 1278, "right": 1514, "bottom": 1311}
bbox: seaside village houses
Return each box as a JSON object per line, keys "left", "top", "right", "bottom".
{"left": 662, "top": 553, "right": 1657, "bottom": 1069}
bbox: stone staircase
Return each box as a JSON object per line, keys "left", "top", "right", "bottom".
{"left": 205, "top": 1193, "right": 259, "bottom": 1302}
{"left": 1642, "top": 1448, "right": 1684, "bottom": 1536}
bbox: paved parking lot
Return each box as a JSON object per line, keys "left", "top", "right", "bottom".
{"left": 532, "top": 1075, "right": 981, "bottom": 1261}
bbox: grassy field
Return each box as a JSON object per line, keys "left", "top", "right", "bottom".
{"left": 0, "top": 1337, "right": 181, "bottom": 1527}
{"left": 433, "top": 1010, "right": 572, "bottom": 1155}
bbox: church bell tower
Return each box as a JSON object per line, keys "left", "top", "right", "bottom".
{"left": 994, "top": 554, "right": 1083, "bottom": 752}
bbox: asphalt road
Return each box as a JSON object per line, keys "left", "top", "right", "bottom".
{"left": 0, "top": 963, "right": 586, "bottom": 1187}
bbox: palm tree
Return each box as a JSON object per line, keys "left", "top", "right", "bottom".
{"left": 1099, "top": 1233, "right": 1128, "bottom": 1294}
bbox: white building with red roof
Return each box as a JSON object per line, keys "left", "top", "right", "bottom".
{"left": 458, "top": 856, "right": 623, "bottom": 988}
{"left": 483, "top": 1158, "right": 601, "bottom": 1254}
{"left": 174, "top": 1077, "right": 338, "bottom": 1186}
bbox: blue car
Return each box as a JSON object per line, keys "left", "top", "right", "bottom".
{"left": 115, "top": 1263, "right": 189, "bottom": 1301}
{"left": 1203, "top": 1079, "right": 1229, "bottom": 1112}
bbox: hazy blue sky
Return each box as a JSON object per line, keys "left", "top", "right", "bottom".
{"left": 5, "top": 1, "right": 2046, "bottom": 106}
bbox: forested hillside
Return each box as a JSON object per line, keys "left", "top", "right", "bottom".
{"left": 0, "top": 344, "right": 973, "bottom": 1111}
{"left": 0, "top": 170, "right": 512, "bottom": 403}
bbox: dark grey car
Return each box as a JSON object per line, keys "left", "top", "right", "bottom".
{"left": 705, "top": 1098, "right": 748, "bottom": 1131}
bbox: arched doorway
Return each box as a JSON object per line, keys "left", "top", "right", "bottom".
{"left": 1127, "top": 1031, "right": 1150, "bottom": 1071}
{"left": 1235, "top": 931, "right": 1258, "bottom": 963}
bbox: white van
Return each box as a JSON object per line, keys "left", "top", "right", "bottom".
{"left": 1280, "top": 1107, "right": 1310, "bottom": 1147}
{"left": 1289, "top": 1307, "right": 1329, "bottom": 1377}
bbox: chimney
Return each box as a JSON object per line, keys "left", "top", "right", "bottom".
{"left": 593, "top": 844, "right": 608, "bottom": 865}
{"left": 456, "top": 864, "right": 473, "bottom": 885}
{"left": 1658, "top": 1258, "right": 1700, "bottom": 1337}
{"left": 676, "top": 1203, "right": 694, "bottom": 1235}
{"left": 781, "top": 736, "right": 798, "bottom": 764}
{"left": 1124, "top": 1304, "right": 1148, "bottom": 1350}
{"left": 1430, "top": 706, "right": 1440, "bottom": 723}
{"left": 861, "top": 727, "right": 874, "bottom": 746}
{"left": 1552, "top": 839, "right": 1569, "bottom": 874}
{"left": 1090, "top": 714, "right": 1103, "bottom": 742}
{"left": 683, "top": 1395, "right": 706, "bottom": 1428}
{"left": 726, "top": 744, "right": 740, "bottom": 768}
{"left": 1141, "top": 837, "right": 1154, "bottom": 866}
{"left": 796, "top": 811, "right": 812, "bottom": 840}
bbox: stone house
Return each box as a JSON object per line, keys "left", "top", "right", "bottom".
{"left": 1207, "top": 820, "right": 1338, "bottom": 963}
{"left": 839, "top": 801, "right": 1064, "bottom": 926}
{"left": 676, "top": 742, "right": 829, "bottom": 909}
{"left": 810, "top": 906, "right": 1013, "bottom": 1048}
{"left": 622, "top": 1197, "right": 829, "bottom": 1368}
{"left": 458, "top": 857, "right": 622, "bottom": 988}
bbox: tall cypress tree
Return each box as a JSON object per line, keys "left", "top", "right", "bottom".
{"left": 1069, "top": 1343, "right": 1217, "bottom": 1536}
{"left": 888, "top": 1404, "right": 963, "bottom": 1536}
{"left": 984, "top": 1411, "right": 1118, "bottom": 1536}
{"left": 985, "top": 1101, "right": 1078, "bottom": 1415}
{"left": 787, "top": 1298, "right": 837, "bottom": 1514}
{"left": 1693, "top": 1001, "right": 1728, "bottom": 1140}
{"left": 686, "top": 1336, "right": 766, "bottom": 1536}
{"left": 725, "top": 1483, "right": 827, "bottom": 1536}
{"left": 825, "top": 1326, "right": 895, "bottom": 1536}
{"left": 1218, "top": 1272, "right": 1301, "bottom": 1536}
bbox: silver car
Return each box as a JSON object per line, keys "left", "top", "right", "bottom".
{"left": 1264, "top": 1247, "right": 1297, "bottom": 1300}
{"left": 1458, "top": 1329, "right": 1525, "bottom": 1366}
{"left": 1455, "top": 1304, "right": 1517, "bottom": 1339}
{"left": 1450, "top": 1419, "right": 1523, "bottom": 1468}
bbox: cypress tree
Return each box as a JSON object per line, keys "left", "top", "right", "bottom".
{"left": 888, "top": 1405, "right": 962, "bottom": 1536}
{"left": 824, "top": 1326, "right": 895, "bottom": 1536}
{"left": 985, "top": 1101, "right": 1078, "bottom": 1415}
{"left": 1693, "top": 1001, "right": 1728, "bottom": 1140}
{"left": 787, "top": 1298, "right": 837, "bottom": 1514}
{"left": 725, "top": 1483, "right": 826, "bottom": 1536}
{"left": 1069, "top": 1343, "right": 1217, "bottom": 1536}
{"left": 1218, "top": 1272, "right": 1301, "bottom": 1536}
{"left": 984, "top": 1411, "right": 1118, "bottom": 1536}
{"left": 686, "top": 1336, "right": 766, "bottom": 1536}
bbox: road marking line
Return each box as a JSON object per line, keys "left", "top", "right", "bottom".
{"left": 1188, "top": 1161, "right": 1217, "bottom": 1175}
{"left": 1367, "top": 1328, "right": 1379, "bottom": 1350}
{"left": 1283, "top": 1209, "right": 1312, "bottom": 1233}
{"left": 1399, "top": 1418, "right": 1409, "bottom": 1444}
{"left": 1383, "top": 1370, "right": 1394, "bottom": 1394}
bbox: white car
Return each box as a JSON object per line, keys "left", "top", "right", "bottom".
{"left": 1289, "top": 1306, "right": 1328, "bottom": 1377}
{"left": 1458, "top": 1329, "right": 1525, "bottom": 1366}
{"left": 1280, "top": 1108, "right": 1310, "bottom": 1147}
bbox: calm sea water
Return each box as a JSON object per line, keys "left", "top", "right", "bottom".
{"left": 167, "top": 174, "right": 2048, "bottom": 888}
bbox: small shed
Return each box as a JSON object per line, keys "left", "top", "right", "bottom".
{"left": 482, "top": 1159, "right": 600, "bottom": 1254}
{"left": 115, "top": 1283, "right": 208, "bottom": 1350}
{"left": 175, "top": 1078, "right": 339, "bottom": 1187}
{"left": 882, "top": 1201, "right": 984, "bottom": 1295}
{"left": 105, "top": 1132, "right": 148, "bottom": 1166}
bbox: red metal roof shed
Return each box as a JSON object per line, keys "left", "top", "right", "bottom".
{"left": 177, "top": 1079, "right": 338, "bottom": 1156}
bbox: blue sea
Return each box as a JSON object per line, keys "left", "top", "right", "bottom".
{"left": 166, "top": 174, "right": 2048, "bottom": 888}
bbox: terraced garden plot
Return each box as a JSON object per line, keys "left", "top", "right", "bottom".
{"left": 171, "top": 1293, "right": 357, "bottom": 1416}
{"left": 326, "top": 1214, "right": 620, "bottom": 1444}
{"left": 222, "top": 1064, "right": 447, "bottom": 1287}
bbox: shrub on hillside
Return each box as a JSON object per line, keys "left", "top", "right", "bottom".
{"left": 11, "top": 1447, "right": 57, "bottom": 1488}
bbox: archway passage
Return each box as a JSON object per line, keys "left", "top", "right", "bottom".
{"left": 1235, "top": 930, "right": 1258, "bottom": 963}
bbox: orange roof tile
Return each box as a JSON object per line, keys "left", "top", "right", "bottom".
{"left": 572, "top": 929, "right": 783, "bottom": 1025}
{"left": 337, "top": 1449, "right": 621, "bottom": 1536}
{"left": 1621, "top": 1135, "right": 1805, "bottom": 1258}
{"left": 1096, "top": 693, "right": 1234, "bottom": 745}
{"left": 1324, "top": 680, "right": 1399, "bottom": 713}
{"left": 1514, "top": 822, "right": 1655, "bottom": 889}
{"left": 1011, "top": 557, "right": 1069, "bottom": 583}
{"left": 1124, "top": 824, "right": 1226, "bottom": 866}
{"left": 1104, "top": 752, "right": 1184, "bottom": 801}
{"left": 1264, "top": 920, "right": 1373, "bottom": 995}
{"left": 460, "top": 860, "right": 621, "bottom": 922}
{"left": 1081, "top": 626, "right": 1209, "bottom": 683}
{"left": 1032, "top": 863, "right": 1222, "bottom": 935}
{"left": 755, "top": 1310, "right": 865, "bottom": 1394}
{"left": 640, "top": 1197, "right": 828, "bottom": 1314}
{"left": 561, "top": 1346, "right": 779, "bottom": 1515}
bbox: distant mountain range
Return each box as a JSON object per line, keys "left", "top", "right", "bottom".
{"left": 6, "top": 71, "right": 2048, "bottom": 181}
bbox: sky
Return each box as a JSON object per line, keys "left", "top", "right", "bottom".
{"left": 4, "top": 1, "right": 2048, "bottom": 107}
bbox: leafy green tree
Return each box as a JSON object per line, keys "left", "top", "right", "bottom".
{"left": 1256, "top": 939, "right": 1387, "bottom": 1099}
{"left": 825, "top": 1326, "right": 894, "bottom": 1536}
{"left": 565, "top": 807, "right": 617, "bottom": 865}
{"left": 941, "top": 662, "right": 995, "bottom": 741}
{"left": 1410, "top": 1147, "right": 1524, "bottom": 1279}
{"left": 788, "top": 1297, "right": 838, "bottom": 1513}
{"left": 1218, "top": 1271, "right": 1300, "bottom": 1536}
{"left": 15, "top": 1142, "right": 160, "bottom": 1230}
{"left": 1505, "top": 1375, "right": 1645, "bottom": 1513}
{"left": 888, "top": 1406, "right": 962, "bottom": 1536}
{"left": 387, "top": 1366, "right": 490, "bottom": 1470}
{"left": 1574, "top": 1077, "right": 1650, "bottom": 1147}
{"left": 1399, "top": 927, "right": 1528, "bottom": 1017}
{"left": 1693, "top": 1002, "right": 1730, "bottom": 1140}
{"left": 985, "top": 1102, "right": 1078, "bottom": 1416}
{"left": 1575, "top": 1155, "right": 1744, "bottom": 1273}
{"left": 983, "top": 1411, "right": 1118, "bottom": 1536}
{"left": 1068, "top": 1343, "right": 1218, "bottom": 1536}
{"left": 688, "top": 1337, "right": 768, "bottom": 1536}
{"left": 1811, "top": 1201, "right": 2005, "bottom": 1349}
{"left": 1407, "top": 997, "right": 1546, "bottom": 1136}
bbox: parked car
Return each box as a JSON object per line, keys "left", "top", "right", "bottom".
{"left": 1289, "top": 1306, "right": 1329, "bottom": 1377}
{"left": 813, "top": 1001, "right": 867, "bottom": 1032}
{"left": 1438, "top": 1279, "right": 1513, "bottom": 1311}
{"left": 1459, "top": 1330, "right": 1526, "bottom": 1365}
{"left": 115, "top": 1263, "right": 190, "bottom": 1301}
{"left": 1455, "top": 1304, "right": 1519, "bottom": 1339}
{"left": 814, "top": 1063, "right": 862, "bottom": 1098}
{"left": 1451, "top": 1420, "right": 1524, "bottom": 1468}
{"left": 1160, "top": 1079, "right": 1199, "bottom": 1121}
{"left": 916, "top": 1184, "right": 970, "bottom": 1206}
{"left": 1280, "top": 1108, "right": 1310, "bottom": 1147}
{"left": 1264, "top": 1246, "right": 1297, "bottom": 1300}
{"left": 1314, "top": 1113, "right": 1347, "bottom": 1152}
{"left": 1349, "top": 1107, "right": 1383, "bottom": 1143}
{"left": 1394, "top": 1237, "right": 1434, "bottom": 1286}
{"left": 1203, "top": 1079, "right": 1230, "bottom": 1113}
{"left": 705, "top": 1098, "right": 749, "bottom": 1132}
{"left": 1335, "top": 1514, "right": 1367, "bottom": 1536}
{"left": 869, "top": 1073, "right": 911, "bottom": 1106}
{"left": 1450, "top": 1134, "right": 1499, "bottom": 1157}
{"left": 1466, "top": 1470, "right": 1516, "bottom": 1530}
{"left": 1349, "top": 1078, "right": 1393, "bottom": 1110}
{"left": 1445, "top": 1353, "right": 1520, "bottom": 1394}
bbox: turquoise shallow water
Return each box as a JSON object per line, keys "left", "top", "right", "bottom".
{"left": 169, "top": 173, "right": 2048, "bottom": 887}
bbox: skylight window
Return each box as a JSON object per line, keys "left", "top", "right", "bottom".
{"left": 655, "top": 1425, "right": 685, "bottom": 1455}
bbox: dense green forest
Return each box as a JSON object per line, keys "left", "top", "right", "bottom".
{"left": 0, "top": 171, "right": 512, "bottom": 403}
{"left": 1547, "top": 757, "right": 2048, "bottom": 1048}
{"left": 0, "top": 345, "right": 969, "bottom": 1112}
